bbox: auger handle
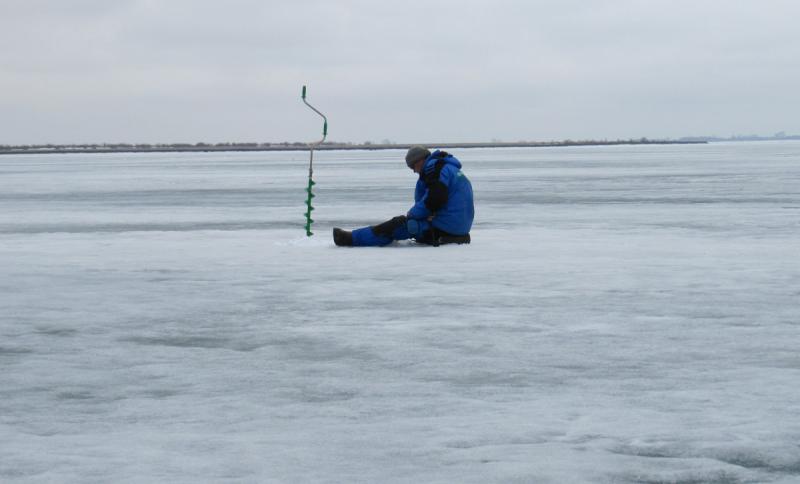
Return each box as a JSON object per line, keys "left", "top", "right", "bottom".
{"left": 301, "top": 85, "right": 328, "bottom": 143}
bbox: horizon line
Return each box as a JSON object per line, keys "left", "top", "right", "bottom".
{"left": 0, "top": 138, "right": 716, "bottom": 155}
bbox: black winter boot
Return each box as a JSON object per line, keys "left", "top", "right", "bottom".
{"left": 332, "top": 228, "right": 353, "bottom": 247}
{"left": 438, "top": 233, "right": 471, "bottom": 245}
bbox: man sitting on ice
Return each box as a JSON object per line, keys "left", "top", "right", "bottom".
{"left": 333, "top": 146, "right": 474, "bottom": 247}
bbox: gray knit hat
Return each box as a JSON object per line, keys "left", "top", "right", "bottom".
{"left": 405, "top": 146, "right": 430, "bottom": 168}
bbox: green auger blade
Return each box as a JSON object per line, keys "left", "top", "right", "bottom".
{"left": 304, "top": 177, "right": 315, "bottom": 237}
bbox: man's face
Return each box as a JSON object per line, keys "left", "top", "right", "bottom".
{"left": 412, "top": 159, "right": 425, "bottom": 174}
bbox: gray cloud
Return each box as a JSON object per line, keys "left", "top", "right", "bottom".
{"left": 2, "top": 0, "right": 799, "bottom": 144}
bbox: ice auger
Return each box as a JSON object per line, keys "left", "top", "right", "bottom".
{"left": 301, "top": 85, "right": 327, "bottom": 236}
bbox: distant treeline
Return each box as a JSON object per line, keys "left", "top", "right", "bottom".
{"left": 0, "top": 138, "right": 712, "bottom": 155}
{"left": 0, "top": 141, "right": 307, "bottom": 152}
{"left": 678, "top": 132, "right": 800, "bottom": 142}
{"left": 4, "top": 133, "right": 800, "bottom": 155}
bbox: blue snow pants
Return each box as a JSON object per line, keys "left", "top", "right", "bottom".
{"left": 351, "top": 216, "right": 431, "bottom": 247}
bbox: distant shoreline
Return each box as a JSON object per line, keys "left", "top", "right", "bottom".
{"left": 0, "top": 139, "right": 708, "bottom": 156}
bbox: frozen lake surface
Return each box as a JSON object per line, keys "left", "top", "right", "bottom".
{"left": 1, "top": 142, "right": 799, "bottom": 483}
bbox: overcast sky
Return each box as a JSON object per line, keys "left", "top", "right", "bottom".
{"left": 2, "top": 0, "right": 799, "bottom": 144}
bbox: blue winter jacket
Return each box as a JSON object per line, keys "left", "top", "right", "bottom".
{"left": 407, "top": 150, "right": 474, "bottom": 235}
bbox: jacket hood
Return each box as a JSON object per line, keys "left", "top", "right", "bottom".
{"left": 423, "top": 150, "right": 462, "bottom": 172}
